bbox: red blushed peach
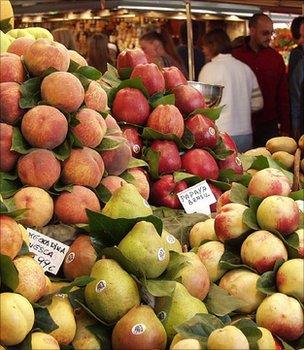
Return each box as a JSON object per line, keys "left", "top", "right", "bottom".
{"left": 7, "top": 37, "right": 35, "bottom": 57}
{"left": 257, "top": 196, "right": 300, "bottom": 236}
{"left": 162, "top": 66, "right": 187, "bottom": 90}
{"left": 125, "top": 167, "right": 150, "bottom": 200}
{"left": 21, "top": 105, "right": 68, "bottom": 149}
{"left": 104, "top": 115, "right": 122, "bottom": 135}
{"left": 256, "top": 293, "right": 303, "bottom": 341}
{"left": 117, "top": 48, "right": 148, "bottom": 71}
{"left": 13, "top": 187, "right": 54, "bottom": 227}
{"left": 241, "top": 230, "right": 287, "bottom": 273}
{"left": 208, "top": 183, "right": 222, "bottom": 212}
{"left": 215, "top": 203, "right": 250, "bottom": 242}
{"left": 121, "top": 126, "right": 143, "bottom": 158}
{"left": 0, "top": 82, "right": 24, "bottom": 125}
{"left": 181, "top": 149, "right": 219, "bottom": 180}
{"left": 130, "top": 63, "right": 165, "bottom": 96}
{"left": 54, "top": 185, "right": 101, "bottom": 224}
{"left": 41, "top": 72, "right": 85, "bottom": 113}
{"left": 173, "top": 84, "right": 206, "bottom": 116}
{"left": 84, "top": 81, "right": 108, "bottom": 112}
{"left": 71, "top": 108, "right": 107, "bottom": 148}
{"left": 17, "top": 149, "right": 61, "bottom": 190}
{"left": 216, "top": 190, "right": 231, "bottom": 213}
{"left": 68, "top": 50, "right": 88, "bottom": 66}
{"left": 147, "top": 104, "right": 184, "bottom": 138}
{"left": 0, "top": 123, "right": 20, "bottom": 172}
{"left": 150, "top": 140, "right": 181, "bottom": 174}
{"left": 0, "top": 52, "right": 25, "bottom": 83}
{"left": 61, "top": 147, "right": 104, "bottom": 188}
{"left": 112, "top": 88, "right": 150, "bottom": 125}
{"left": 247, "top": 168, "right": 292, "bottom": 198}
{"left": 23, "top": 38, "right": 70, "bottom": 76}
{"left": 100, "top": 176, "right": 127, "bottom": 194}
{"left": 0, "top": 215, "right": 23, "bottom": 259}
{"left": 63, "top": 235, "right": 97, "bottom": 281}
{"left": 218, "top": 153, "right": 243, "bottom": 175}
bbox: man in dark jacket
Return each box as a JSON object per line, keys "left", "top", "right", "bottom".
{"left": 233, "top": 13, "right": 291, "bottom": 147}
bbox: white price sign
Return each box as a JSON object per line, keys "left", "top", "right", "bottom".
{"left": 27, "top": 228, "right": 69, "bottom": 275}
{"left": 177, "top": 180, "right": 216, "bottom": 215}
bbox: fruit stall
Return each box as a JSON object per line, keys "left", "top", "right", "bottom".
{"left": 0, "top": 1, "right": 304, "bottom": 350}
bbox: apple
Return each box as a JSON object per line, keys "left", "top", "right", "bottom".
{"left": 173, "top": 84, "right": 206, "bottom": 116}
{"left": 218, "top": 132, "right": 238, "bottom": 152}
{"left": 121, "top": 126, "right": 143, "bottom": 158}
{"left": 117, "top": 48, "right": 148, "bottom": 75}
{"left": 162, "top": 67, "right": 187, "bottom": 90}
{"left": 218, "top": 153, "right": 243, "bottom": 174}
{"left": 150, "top": 140, "right": 181, "bottom": 174}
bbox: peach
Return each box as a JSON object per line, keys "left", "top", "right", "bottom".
{"left": 7, "top": 37, "right": 35, "bottom": 57}
{"left": 257, "top": 327, "right": 278, "bottom": 350}
{"left": 247, "top": 168, "right": 292, "bottom": 198}
{"left": 55, "top": 185, "right": 100, "bottom": 224}
{"left": 100, "top": 176, "right": 127, "bottom": 194}
{"left": 121, "top": 126, "right": 143, "bottom": 158}
{"left": 215, "top": 203, "right": 250, "bottom": 242}
{"left": 173, "top": 84, "right": 206, "bottom": 116}
{"left": 61, "top": 147, "right": 104, "bottom": 188}
{"left": 189, "top": 218, "right": 217, "bottom": 248}
{"left": 0, "top": 82, "right": 24, "bottom": 124}
{"left": 276, "top": 259, "right": 304, "bottom": 302}
{"left": 257, "top": 196, "right": 300, "bottom": 235}
{"left": 130, "top": 63, "right": 165, "bottom": 96}
{"left": 0, "top": 123, "right": 19, "bottom": 172}
{"left": 219, "top": 269, "right": 265, "bottom": 313}
{"left": 208, "top": 183, "right": 222, "bottom": 212}
{"left": 71, "top": 108, "right": 107, "bottom": 148}
{"left": 63, "top": 235, "right": 97, "bottom": 280}
{"left": 241, "top": 230, "right": 288, "bottom": 273}
{"left": 0, "top": 52, "right": 25, "bottom": 83}
{"left": 117, "top": 48, "right": 148, "bottom": 72}
{"left": 17, "top": 149, "right": 61, "bottom": 190}
{"left": 218, "top": 153, "right": 243, "bottom": 175}
{"left": 0, "top": 215, "right": 23, "bottom": 259}
{"left": 84, "top": 81, "right": 108, "bottom": 112}
{"left": 294, "top": 228, "right": 304, "bottom": 257}
{"left": 256, "top": 293, "right": 303, "bottom": 341}
{"left": 105, "top": 114, "right": 122, "bottom": 134}
{"left": 69, "top": 50, "right": 88, "bottom": 66}
{"left": 207, "top": 326, "right": 249, "bottom": 350}
{"left": 216, "top": 190, "right": 231, "bottom": 213}
{"left": 21, "top": 105, "right": 68, "bottom": 149}
{"left": 125, "top": 167, "right": 150, "bottom": 200}
{"left": 147, "top": 104, "right": 184, "bottom": 138}
{"left": 112, "top": 88, "right": 150, "bottom": 125}
{"left": 150, "top": 140, "right": 181, "bottom": 174}
{"left": 162, "top": 66, "right": 187, "bottom": 90}
{"left": 41, "top": 72, "right": 84, "bottom": 113}
{"left": 13, "top": 255, "right": 47, "bottom": 303}
{"left": 13, "top": 187, "right": 54, "bottom": 227}
{"left": 23, "top": 39, "right": 70, "bottom": 76}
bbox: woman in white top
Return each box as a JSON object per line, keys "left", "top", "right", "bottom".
{"left": 198, "top": 29, "right": 263, "bottom": 152}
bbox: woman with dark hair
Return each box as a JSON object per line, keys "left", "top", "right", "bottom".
{"left": 52, "top": 27, "right": 76, "bottom": 50}
{"left": 87, "top": 33, "right": 112, "bottom": 74}
{"left": 198, "top": 29, "right": 263, "bottom": 152}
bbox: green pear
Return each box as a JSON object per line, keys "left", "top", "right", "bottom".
{"left": 112, "top": 305, "right": 167, "bottom": 350}
{"left": 0, "top": 31, "right": 13, "bottom": 53}
{"left": 7, "top": 29, "right": 35, "bottom": 39}
{"left": 25, "top": 27, "right": 53, "bottom": 40}
{"left": 102, "top": 183, "right": 153, "bottom": 219}
{"left": 155, "top": 282, "right": 208, "bottom": 342}
{"left": 161, "top": 230, "right": 182, "bottom": 253}
{"left": 118, "top": 221, "right": 169, "bottom": 278}
{"left": 84, "top": 258, "right": 140, "bottom": 324}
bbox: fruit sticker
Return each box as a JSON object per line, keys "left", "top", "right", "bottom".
{"left": 157, "top": 247, "right": 166, "bottom": 261}
{"left": 133, "top": 144, "right": 141, "bottom": 154}
{"left": 209, "top": 127, "right": 216, "bottom": 136}
{"left": 131, "top": 323, "right": 146, "bottom": 335}
{"left": 157, "top": 311, "right": 167, "bottom": 321}
{"left": 235, "top": 157, "right": 242, "bottom": 166}
{"left": 95, "top": 280, "right": 107, "bottom": 293}
{"left": 65, "top": 252, "right": 75, "bottom": 264}
{"left": 166, "top": 234, "right": 176, "bottom": 244}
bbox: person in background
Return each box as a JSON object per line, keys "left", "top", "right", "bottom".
{"left": 177, "top": 21, "right": 205, "bottom": 80}
{"left": 108, "top": 42, "right": 118, "bottom": 68}
{"left": 288, "top": 16, "right": 304, "bottom": 139}
{"left": 87, "top": 33, "right": 112, "bottom": 74}
{"left": 140, "top": 30, "right": 187, "bottom": 75}
{"left": 198, "top": 29, "right": 263, "bottom": 152}
{"left": 233, "top": 13, "right": 291, "bottom": 147}
{"left": 52, "top": 27, "right": 76, "bottom": 50}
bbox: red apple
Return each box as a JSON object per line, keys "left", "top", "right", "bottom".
{"left": 208, "top": 182, "right": 222, "bottom": 212}
{"left": 112, "top": 88, "right": 150, "bottom": 125}
{"left": 151, "top": 175, "right": 188, "bottom": 209}
{"left": 173, "top": 84, "right": 206, "bottom": 116}
{"left": 130, "top": 63, "right": 165, "bottom": 96}
{"left": 185, "top": 114, "right": 219, "bottom": 148}
{"left": 121, "top": 126, "right": 143, "bottom": 158}
{"left": 147, "top": 104, "right": 184, "bottom": 138}
{"left": 117, "top": 48, "right": 148, "bottom": 71}
{"left": 150, "top": 140, "right": 181, "bottom": 174}
{"left": 181, "top": 149, "right": 219, "bottom": 180}
{"left": 218, "top": 153, "right": 243, "bottom": 174}
{"left": 162, "top": 66, "right": 187, "bottom": 90}
{"left": 219, "top": 132, "right": 238, "bottom": 152}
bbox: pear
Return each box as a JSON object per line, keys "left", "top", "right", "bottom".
{"left": 31, "top": 332, "right": 60, "bottom": 350}
{"left": 161, "top": 230, "right": 182, "bottom": 253}
{"left": 155, "top": 282, "right": 208, "bottom": 342}
{"left": 84, "top": 258, "right": 140, "bottom": 324}
{"left": 112, "top": 305, "right": 167, "bottom": 350}
{"left": 102, "top": 183, "right": 152, "bottom": 219}
{"left": 118, "top": 221, "right": 169, "bottom": 278}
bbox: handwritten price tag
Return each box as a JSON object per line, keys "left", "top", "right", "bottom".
{"left": 27, "top": 228, "right": 69, "bottom": 275}
{"left": 177, "top": 180, "right": 216, "bottom": 215}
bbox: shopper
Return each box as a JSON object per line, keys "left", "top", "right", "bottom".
{"left": 198, "top": 29, "right": 263, "bottom": 152}
{"left": 288, "top": 16, "right": 304, "bottom": 139}
{"left": 87, "top": 33, "right": 112, "bottom": 74}
{"left": 52, "top": 27, "right": 76, "bottom": 50}
{"left": 233, "top": 13, "right": 291, "bottom": 147}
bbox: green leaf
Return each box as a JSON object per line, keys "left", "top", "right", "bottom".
{"left": 0, "top": 254, "right": 19, "bottom": 291}
{"left": 19, "top": 77, "right": 42, "bottom": 109}
{"left": 239, "top": 154, "right": 256, "bottom": 171}
{"left": 126, "top": 157, "right": 149, "bottom": 169}
{"left": 143, "top": 279, "right": 177, "bottom": 298}
{"left": 53, "top": 182, "right": 73, "bottom": 193}
{"left": 188, "top": 105, "right": 224, "bottom": 121}
{"left": 230, "top": 183, "right": 248, "bottom": 205}
{"left": 95, "top": 136, "right": 124, "bottom": 152}
{"left": 59, "top": 276, "right": 95, "bottom": 294}
{"left": 0, "top": 17, "right": 13, "bottom": 33}
{"left": 34, "top": 307, "right": 59, "bottom": 333}
{"left": 68, "top": 59, "right": 80, "bottom": 72}
{"left": 52, "top": 140, "right": 71, "bottom": 161}
{"left": 67, "top": 287, "right": 86, "bottom": 309}
{"left": 233, "top": 319, "right": 262, "bottom": 349}
{"left": 142, "top": 147, "right": 160, "bottom": 180}
{"left": 208, "top": 179, "right": 231, "bottom": 191}
{"left": 0, "top": 171, "right": 22, "bottom": 198}
{"left": 117, "top": 67, "right": 133, "bottom": 80}
{"left": 77, "top": 66, "right": 102, "bottom": 80}
{"left": 41, "top": 67, "right": 58, "bottom": 78}
{"left": 85, "top": 325, "right": 112, "bottom": 349}
{"left": 289, "top": 189, "right": 304, "bottom": 201}
{"left": 68, "top": 131, "right": 83, "bottom": 149}
{"left": 173, "top": 171, "right": 203, "bottom": 187}
{"left": 243, "top": 208, "right": 259, "bottom": 230}
{"left": 17, "top": 241, "right": 30, "bottom": 256}
{"left": 248, "top": 196, "right": 263, "bottom": 214}
{"left": 256, "top": 259, "right": 285, "bottom": 295}
{"left": 120, "top": 172, "right": 136, "bottom": 183}
{"left": 204, "top": 146, "right": 233, "bottom": 161}
{"left": 149, "top": 93, "right": 175, "bottom": 108}
{"left": 11, "top": 127, "right": 32, "bottom": 154}
{"left": 94, "top": 183, "right": 112, "bottom": 204}
{"left": 19, "top": 332, "right": 32, "bottom": 350}
{"left": 160, "top": 251, "right": 190, "bottom": 280}
{"left": 72, "top": 72, "right": 90, "bottom": 91}
{"left": 286, "top": 233, "right": 301, "bottom": 258}
{"left": 220, "top": 250, "right": 257, "bottom": 273}
{"left": 74, "top": 298, "right": 113, "bottom": 326}
{"left": 277, "top": 337, "right": 296, "bottom": 350}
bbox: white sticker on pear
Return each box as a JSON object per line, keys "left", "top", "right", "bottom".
{"left": 95, "top": 280, "right": 107, "bottom": 293}
{"left": 158, "top": 247, "right": 166, "bottom": 261}
{"left": 131, "top": 323, "right": 146, "bottom": 335}
{"left": 65, "top": 252, "right": 75, "bottom": 264}
{"left": 208, "top": 127, "right": 216, "bottom": 136}
{"left": 166, "top": 234, "right": 176, "bottom": 244}
{"left": 158, "top": 311, "right": 167, "bottom": 321}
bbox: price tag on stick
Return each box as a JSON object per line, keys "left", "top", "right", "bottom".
{"left": 27, "top": 228, "right": 69, "bottom": 275}
{"left": 177, "top": 180, "right": 216, "bottom": 215}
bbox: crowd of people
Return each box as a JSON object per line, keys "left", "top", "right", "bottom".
{"left": 53, "top": 13, "right": 304, "bottom": 152}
